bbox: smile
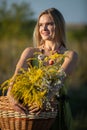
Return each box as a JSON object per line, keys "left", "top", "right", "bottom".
{"left": 41, "top": 31, "right": 50, "bottom": 36}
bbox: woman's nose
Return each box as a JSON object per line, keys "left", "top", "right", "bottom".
{"left": 43, "top": 24, "right": 47, "bottom": 30}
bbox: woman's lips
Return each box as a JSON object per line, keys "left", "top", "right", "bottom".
{"left": 41, "top": 31, "right": 50, "bottom": 36}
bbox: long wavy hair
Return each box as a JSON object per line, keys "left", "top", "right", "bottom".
{"left": 33, "top": 8, "right": 66, "bottom": 47}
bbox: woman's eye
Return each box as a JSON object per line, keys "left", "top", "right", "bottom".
{"left": 39, "top": 22, "right": 54, "bottom": 26}
{"left": 39, "top": 24, "right": 42, "bottom": 27}
{"left": 47, "top": 22, "right": 54, "bottom": 26}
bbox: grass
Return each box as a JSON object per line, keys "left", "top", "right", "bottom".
{"left": 68, "top": 86, "right": 87, "bottom": 130}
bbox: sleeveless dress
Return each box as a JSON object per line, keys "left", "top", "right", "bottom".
{"left": 49, "top": 86, "right": 74, "bottom": 130}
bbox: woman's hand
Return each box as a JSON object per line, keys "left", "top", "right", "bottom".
{"left": 28, "top": 103, "right": 41, "bottom": 115}
{"left": 7, "top": 86, "right": 41, "bottom": 114}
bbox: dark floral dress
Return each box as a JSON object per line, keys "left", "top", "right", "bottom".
{"left": 50, "top": 87, "right": 74, "bottom": 130}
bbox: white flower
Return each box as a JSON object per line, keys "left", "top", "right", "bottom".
{"left": 38, "top": 54, "right": 45, "bottom": 60}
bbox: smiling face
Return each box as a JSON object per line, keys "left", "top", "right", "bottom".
{"left": 39, "top": 14, "right": 56, "bottom": 42}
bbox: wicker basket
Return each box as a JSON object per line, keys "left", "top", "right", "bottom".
{"left": 0, "top": 96, "right": 57, "bottom": 130}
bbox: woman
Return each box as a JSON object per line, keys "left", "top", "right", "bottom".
{"left": 7, "top": 8, "right": 78, "bottom": 129}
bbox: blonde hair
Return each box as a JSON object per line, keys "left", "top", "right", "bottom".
{"left": 33, "top": 8, "right": 66, "bottom": 47}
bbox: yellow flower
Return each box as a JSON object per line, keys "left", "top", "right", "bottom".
{"left": 1, "top": 52, "right": 66, "bottom": 110}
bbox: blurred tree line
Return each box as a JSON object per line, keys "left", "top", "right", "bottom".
{"left": 0, "top": 0, "right": 36, "bottom": 39}
{"left": 0, "top": 0, "right": 36, "bottom": 82}
{"left": 0, "top": 0, "right": 87, "bottom": 129}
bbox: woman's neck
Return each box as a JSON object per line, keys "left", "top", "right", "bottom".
{"left": 43, "top": 41, "right": 60, "bottom": 52}
{"left": 39, "top": 41, "right": 62, "bottom": 56}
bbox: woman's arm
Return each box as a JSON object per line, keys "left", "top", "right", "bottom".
{"left": 61, "top": 50, "right": 78, "bottom": 76}
{"left": 8, "top": 47, "right": 35, "bottom": 91}
{"left": 13, "top": 47, "right": 34, "bottom": 77}
{"left": 7, "top": 47, "right": 35, "bottom": 112}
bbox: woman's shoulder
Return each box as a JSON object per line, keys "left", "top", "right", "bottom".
{"left": 60, "top": 46, "right": 78, "bottom": 60}
{"left": 22, "top": 47, "right": 38, "bottom": 53}
{"left": 15, "top": 47, "right": 40, "bottom": 70}
{"left": 21, "top": 47, "right": 39, "bottom": 58}
{"left": 65, "top": 49, "right": 78, "bottom": 58}
{"left": 64, "top": 49, "right": 78, "bottom": 63}
{"left": 61, "top": 49, "right": 78, "bottom": 75}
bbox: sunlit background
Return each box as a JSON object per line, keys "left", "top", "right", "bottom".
{"left": 0, "top": 0, "right": 87, "bottom": 130}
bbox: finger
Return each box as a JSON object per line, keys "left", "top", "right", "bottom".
{"left": 35, "top": 109, "right": 41, "bottom": 115}
{"left": 29, "top": 103, "right": 39, "bottom": 110}
{"left": 29, "top": 106, "right": 40, "bottom": 112}
{"left": 29, "top": 109, "right": 41, "bottom": 114}
{"left": 28, "top": 102, "right": 37, "bottom": 107}
{"left": 29, "top": 105, "right": 37, "bottom": 110}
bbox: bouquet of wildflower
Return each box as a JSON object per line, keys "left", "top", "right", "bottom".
{"left": 1, "top": 52, "right": 66, "bottom": 111}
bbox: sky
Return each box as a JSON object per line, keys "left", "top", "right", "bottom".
{"left": 7, "top": 0, "right": 87, "bottom": 24}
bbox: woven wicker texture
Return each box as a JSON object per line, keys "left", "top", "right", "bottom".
{"left": 0, "top": 96, "right": 56, "bottom": 130}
